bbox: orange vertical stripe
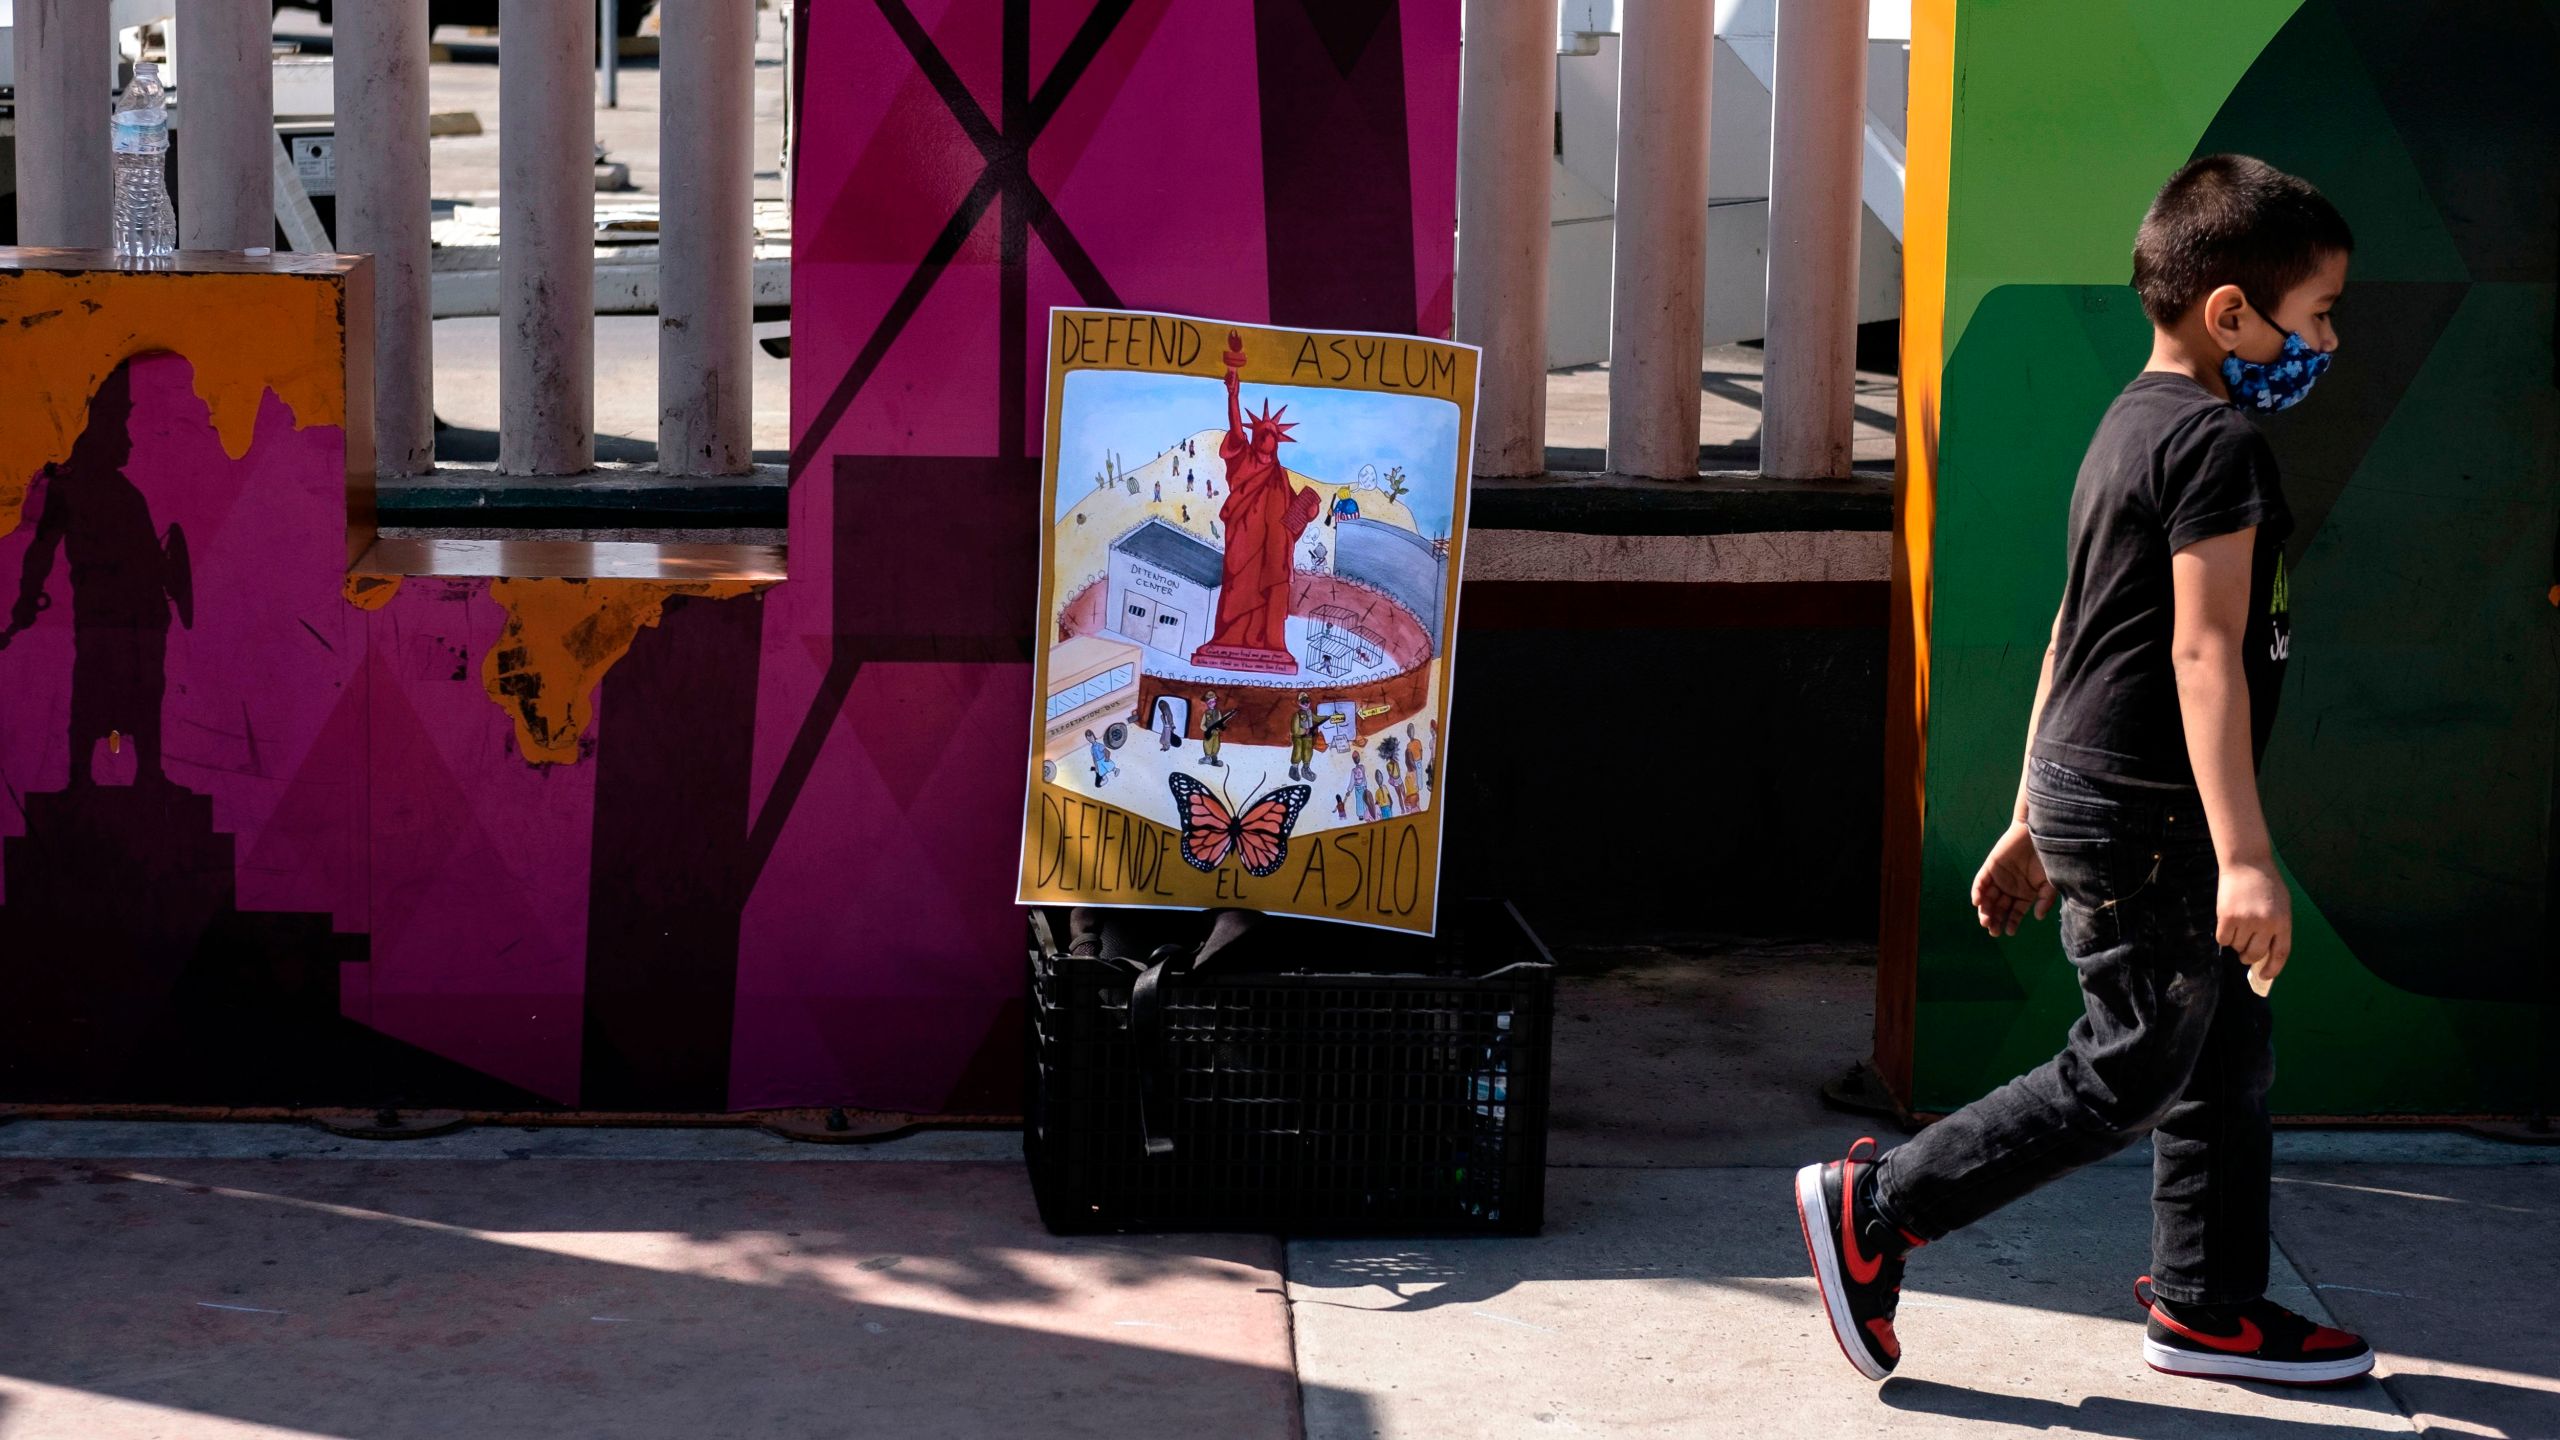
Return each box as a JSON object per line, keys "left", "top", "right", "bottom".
{"left": 1873, "top": 0, "right": 1957, "bottom": 1106}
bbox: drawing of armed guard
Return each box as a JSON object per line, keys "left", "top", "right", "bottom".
{"left": 2, "top": 360, "right": 194, "bottom": 789}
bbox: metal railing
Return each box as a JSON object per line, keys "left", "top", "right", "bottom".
{"left": 9, "top": 0, "right": 758, "bottom": 482}
{"left": 15, "top": 1, "right": 1872, "bottom": 487}
{"left": 1459, "top": 0, "right": 1877, "bottom": 481}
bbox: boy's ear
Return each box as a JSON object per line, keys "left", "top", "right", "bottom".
{"left": 2199, "top": 283, "right": 2251, "bottom": 354}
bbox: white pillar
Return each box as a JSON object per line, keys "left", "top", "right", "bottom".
{"left": 1761, "top": 0, "right": 1869, "bottom": 480}
{"left": 1455, "top": 0, "right": 1558, "bottom": 479}
{"left": 175, "top": 1, "right": 275, "bottom": 251}
{"left": 15, "top": 0, "right": 112, "bottom": 250}
{"left": 337, "top": 0, "right": 436, "bottom": 474}
{"left": 1604, "top": 0, "right": 1711, "bottom": 480}
{"left": 499, "top": 0, "right": 596, "bottom": 475}
{"left": 657, "top": 0, "right": 755, "bottom": 476}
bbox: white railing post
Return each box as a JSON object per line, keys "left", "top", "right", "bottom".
{"left": 600, "top": 0, "right": 621, "bottom": 108}
{"left": 337, "top": 0, "right": 436, "bottom": 474}
{"left": 1761, "top": 0, "right": 1869, "bottom": 480}
{"left": 175, "top": 0, "right": 275, "bottom": 252}
{"left": 499, "top": 0, "right": 596, "bottom": 475}
{"left": 1456, "top": 0, "right": 1559, "bottom": 479}
{"left": 658, "top": 0, "right": 755, "bottom": 476}
{"left": 15, "top": 0, "right": 112, "bottom": 250}
{"left": 1605, "top": 0, "right": 1711, "bottom": 479}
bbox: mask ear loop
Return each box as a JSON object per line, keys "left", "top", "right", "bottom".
{"left": 2229, "top": 288, "right": 2279, "bottom": 355}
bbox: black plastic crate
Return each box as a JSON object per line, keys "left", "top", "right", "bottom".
{"left": 1024, "top": 900, "right": 1554, "bottom": 1236}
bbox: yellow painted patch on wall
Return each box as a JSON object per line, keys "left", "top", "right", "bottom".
{"left": 0, "top": 270, "right": 348, "bottom": 540}
{"left": 482, "top": 578, "right": 762, "bottom": 765}
{"left": 342, "top": 574, "right": 405, "bottom": 611}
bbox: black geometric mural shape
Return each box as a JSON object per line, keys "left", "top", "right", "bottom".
{"left": 1253, "top": 0, "right": 1418, "bottom": 335}
{"left": 1298, "top": 0, "right": 1390, "bottom": 78}
{"left": 581, "top": 589, "right": 768, "bottom": 1112}
{"left": 0, "top": 774, "right": 551, "bottom": 1107}
{"left": 2252, "top": 280, "right": 2469, "bottom": 559}
{"left": 2334, "top": 0, "right": 2560, "bottom": 284}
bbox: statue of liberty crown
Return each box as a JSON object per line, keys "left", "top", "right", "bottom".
{"left": 1246, "top": 399, "right": 1297, "bottom": 444}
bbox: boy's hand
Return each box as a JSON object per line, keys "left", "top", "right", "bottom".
{"left": 2217, "top": 860, "right": 2292, "bottom": 985}
{"left": 1971, "top": 821, "right": 2055, "bottom": 936}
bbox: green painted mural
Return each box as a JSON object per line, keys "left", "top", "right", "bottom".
{"left": 1910, "top": 0, "right": 2560, "bottom": 1115}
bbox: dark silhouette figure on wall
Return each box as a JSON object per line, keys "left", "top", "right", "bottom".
{"left": 0, "top": 356, "right": 529, "bottom": 1108}
{"left": 2, "top": 360, "right": 193, "bottom": 788}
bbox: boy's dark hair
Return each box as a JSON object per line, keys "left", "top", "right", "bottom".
{"left": 2131, "top": 154, "right": 2354, "bottom": 327}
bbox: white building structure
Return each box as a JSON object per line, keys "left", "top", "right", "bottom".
{"left": 1105, "top": 520, "right": 1222, "bottom": 662}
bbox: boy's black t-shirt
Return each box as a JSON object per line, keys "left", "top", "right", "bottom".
{"left": 2033, "top": 371, "right": 2293, "bottom": 787}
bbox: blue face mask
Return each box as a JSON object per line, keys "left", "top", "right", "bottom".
{"left": 2220, "top": 326, "right": 2331, "bottom": 412}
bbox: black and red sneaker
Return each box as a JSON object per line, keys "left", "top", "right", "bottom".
{"left": 2134, "top": 1276, "right": 2375, "bottom": 1386}
{"left": 1794, "top": 1136, "right": 1923, "bottom": 1381}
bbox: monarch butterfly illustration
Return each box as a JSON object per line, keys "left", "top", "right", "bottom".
{"left": 1167, "top": 772, "right": 1311, "bottom": 877}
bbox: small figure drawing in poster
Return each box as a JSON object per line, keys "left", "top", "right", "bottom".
{"left": 1186, "top": 467, "right": 1196, "bottom": 493}
{"left": 1350, "top": 746, "right": 1374, "bottom": 821}
{"left": 1153, "top": 696, "right": 1182, "bottom": 750}
{"left": 1154, "top": 480, "right": 1163, "bottom": 503}
{"left": 1329, "top": 485, "right": 1361, "bottom": 528}
{"left": 1373, "top": 768, "right": 1396, "bottom": 820}
{"left": 1287, "top": 690, "right": 1319, "bottom": 782}
{"left": 1196, "top": 690, "right": 1233, "bottom": 768}
{"left": 1168, "top": 772, "right": 1312, "bottom": 877}
{"left": 1406, "top": 722, "right": 1431, "bottom": 803}
{"left": 1085, "top": 728, "right": 1119, "bottom": 788}
{"left": 1381, "top": 736, "right": 1404, "bottom": 817}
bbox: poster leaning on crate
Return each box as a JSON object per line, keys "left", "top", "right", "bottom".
{"left": 1018, "top": 308, "right": 1480, "bottom": 936}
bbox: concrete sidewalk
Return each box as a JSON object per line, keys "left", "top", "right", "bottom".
{"left": 1, "top": 941, "right": 2552, "bottom": 1439}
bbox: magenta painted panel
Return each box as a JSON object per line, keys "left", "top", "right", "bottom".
{"left": 360, "top": 583, "right": 595, "bottom": 1107}
{"left": 0, "top": 353, "right": 360, "bottom": 915}
{"left": 2, "top": 3, "right": 1459, "bottom": 1113}
{"left": 762, "top": 0, "right": 1461, "bottom": 1112}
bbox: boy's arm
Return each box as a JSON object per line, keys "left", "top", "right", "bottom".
{"left": 2170, "top": 527, "right": 2291, "bottom": 981}
{"left": 1970, "top": 605, "right": 2064, "bottom": 935}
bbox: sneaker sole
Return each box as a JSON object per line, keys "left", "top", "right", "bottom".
{"left": 2143, "top": 1338, "right": 2374, "bottom": 1386}
{"left": 1794, "top": 1163, "right": 1891, "bottom": 1382}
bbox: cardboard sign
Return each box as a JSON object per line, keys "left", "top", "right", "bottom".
{"left": 1019, "top": 308, "right": 1479, "bottom": 934}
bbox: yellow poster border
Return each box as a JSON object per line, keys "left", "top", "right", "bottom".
{"left": 1016, "top": 307, "right": 1482, "bottom": 936}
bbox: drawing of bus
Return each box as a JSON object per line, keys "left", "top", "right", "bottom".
{"left": 1039, "top": 635, "right": 1145, "bottom": 782}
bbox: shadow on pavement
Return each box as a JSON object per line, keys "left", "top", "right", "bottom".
{"left": 0, "top": 1157, "right": 1335, "bottom": 1439}
{"left": 1880, "top": 1377, "right": 2409, "bottom": 1438}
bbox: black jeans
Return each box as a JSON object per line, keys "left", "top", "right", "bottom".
{"left": 1872, "top": 756, "right": 2275, "bottom": 1306}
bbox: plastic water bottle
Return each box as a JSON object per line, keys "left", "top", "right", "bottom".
{"left": 111, "top": 62, "right": 177, "bottom": 264}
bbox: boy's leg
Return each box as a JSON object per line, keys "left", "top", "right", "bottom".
{"left": 2133, "top": 973, "right": 2370, "bottom": 1383}
{"left": 1870, "top": 773, "right": 2224, "bottom": 1243}
{"left": 2147, "top": 953, "right": 2274, "bottom": 1305}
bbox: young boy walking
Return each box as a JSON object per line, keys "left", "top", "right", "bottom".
{"left": 1797, "top": 156, "right": 2373, "bottom": 1387}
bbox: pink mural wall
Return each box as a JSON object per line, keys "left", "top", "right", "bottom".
{"left": 1, "top": 0, "right": 1457, "bottom": 1114}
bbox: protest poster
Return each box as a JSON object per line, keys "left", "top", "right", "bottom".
{"left": 1019, "top": 309, "right": 1479, "bottom": 934}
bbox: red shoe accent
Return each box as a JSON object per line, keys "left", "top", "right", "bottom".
{"left": 1898, "top": 1227, "right": 1929, "bottom": 1250}
{"left": 2149, "top": 1306, "right": 2266, "bottom": 1355}
{"left": 2305, "top": 1324, "right": 2361, "bottom": 1353}
{"left": 1840, "top": 1137, "right": 1883, "bottom": 1285}
{"left": 1796, "top": 1172, "right": 1871, "bottom": 1376}
{"left": 1865, "top": 1317, "right": 1901, "bottom": 1360}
